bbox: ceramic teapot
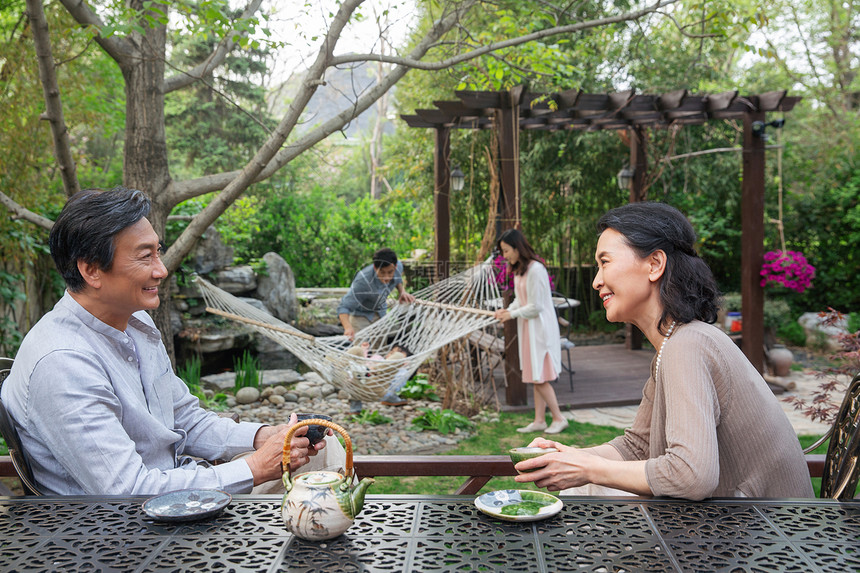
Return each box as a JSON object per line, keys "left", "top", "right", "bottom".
{"left": 281, "top": 419, "right": 374, "bottom": 541}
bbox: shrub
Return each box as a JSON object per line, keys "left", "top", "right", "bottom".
{"left": 177, "top": 355, "right": 202, "bottom": 391}
{"left": 399, "top": 373, "right": 440, "bottom": 401}
{"left": 848, "top": 312, "right": 860, "bottom": 334}
{"left": 411, "top": 408, "right": 475, "bottom": 434}
{"left": 784, "top": 309, "right": 860, "bottom": 424}
{"left": 587, "top": 309, "right": 617, "bottom": 333}
{"left": 233, "top": 350, "right": 261, "bottom": 391}
{"left": 347, "top": 410, "right": 392, "bottom": 425}
{"left": 777, "top": 321, "right": 807, "bottom": 347}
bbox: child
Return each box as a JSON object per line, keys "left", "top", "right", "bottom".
{"left": 345, "top": 343, "right": 412, "bottom": 409}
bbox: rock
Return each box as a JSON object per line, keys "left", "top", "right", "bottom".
{"left": 268, "top": 394, "right": 286, "bottom": 406}
{"left": 191, "top": 226, "right": 234, "bottom": 274}
{"left": 272, "top": 385, "right": 287, "bottom": 395}
{"left": 170, "top": 308, "right": 183, "bottom": 334}
{"left": 261, "top": 387, "right": 275, "bottom": 399}
{"left": 200, "top": 372, "right": 237, "bottom": 392}
{"left": 256, "top": 252, "right": 299, "bottom": 322}
{"left": 195, "top": 331, "right": 252, "bottom": 353}
{"left": 239, "top": 297, "right": 271, "bottom": 313}
{"left": 320, "top": 383, "right": 337, "bottom": 397}
{"left": 294, "top": 381, "right": 323, "bottom": 399}
{"left": 235, "top": 387, "right": 261, "bottom": 404}
{"left": 798, "top": 312, "right": 847, "bottom": 351}
{"left": 302, "top": 323, "right": 345, "bottom": 337}
{"left": 215, "top": 266, "right": 257, "bottom": 294}
{"left": 303, "top": 372, "right": 326, "bottom": 385}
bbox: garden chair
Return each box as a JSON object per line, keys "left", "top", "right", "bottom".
{"left": 552, "top": 292, "right": 578, "bottom": 391}
{"left": 802, "top": 371, "right": 860, "bottom": 500}
{"left": 0, "top": 358, "right": 42, "bottom": 495}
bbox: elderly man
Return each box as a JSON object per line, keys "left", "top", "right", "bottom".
{"left": 1, "top": 186, "right": 343, "bottom": 495}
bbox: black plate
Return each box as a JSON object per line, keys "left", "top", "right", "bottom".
{"left": 142, "top": 488, "right": 232, "bottom": 522}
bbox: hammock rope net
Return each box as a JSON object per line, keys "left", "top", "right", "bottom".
{"left": 194, "top": 260, "right": 503, "bottom": 401}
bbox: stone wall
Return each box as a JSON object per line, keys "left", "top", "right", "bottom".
{"left": 173, "top": 226, "right": 307, "bottom": 371}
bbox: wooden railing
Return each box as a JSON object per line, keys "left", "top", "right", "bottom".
{"left": 0, "top": 454, "right": 828, "bottom": 495}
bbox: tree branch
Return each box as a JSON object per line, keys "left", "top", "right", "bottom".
{"left": 655, "top": 8, "right": 720, "bottom": 38}
{"left": 0, "top": 190, "right": 55, "bottom": 230}
{"left": 169, "top": 0, "right": 677, "bottom": 204}
{"left": 58, "top": 0, "right": 132, "bottom": 64}
{"left": 163, "top": 0, "right": 264, "bottom": 93}
{"left": 329, "top": 0, "right": 680, "bottom": 69}
{"left": 25, "top": 0, "right": 80, "bottom": 198}
{"left": 163, "top": 0, "right": 373, "bottom": 269}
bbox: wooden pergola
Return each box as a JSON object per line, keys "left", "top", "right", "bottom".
{"left": 401, "top": 86, "right": 801, "bottom": 406}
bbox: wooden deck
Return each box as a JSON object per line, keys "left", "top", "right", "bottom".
{"left": 497, "top": 343, "right": 785, "bottom": 413}
{"left": 497, "top": 344, "right": 654, "bottom": 412}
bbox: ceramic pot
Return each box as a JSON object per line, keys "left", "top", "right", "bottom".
{"left": 767, "top": 345, "right": 793, "bottom": 377}
{"left": 281, "top": 419, "right": 374, "bottom": 541}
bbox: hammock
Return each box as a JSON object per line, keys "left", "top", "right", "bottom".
{"left": 194, "top": 260, "right": 503, "bottom": 401}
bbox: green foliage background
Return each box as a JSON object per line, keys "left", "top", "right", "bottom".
{"left": 1, "top": 0, "right": 858, "bottom": 349}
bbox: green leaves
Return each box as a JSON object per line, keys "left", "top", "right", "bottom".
{"left": 411, "top": 408, "right": 475, "bottom": 435}
{"left": 233, "top": 350, "right": 261, "bottom": 392}
{"left": 398, "top": 373, "right": 441, "bottom": 401}
{"left": 347, "top": 410, "right": 392, "bottom": 425}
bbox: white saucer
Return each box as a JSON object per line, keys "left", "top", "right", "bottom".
{"left": 474, "top": 489, "right": 563, "bottom": 522}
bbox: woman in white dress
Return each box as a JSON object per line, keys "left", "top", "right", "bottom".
{"left": 494, "top": 229, "right": 568, "bottom": 434}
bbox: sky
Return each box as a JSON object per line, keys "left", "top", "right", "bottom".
{"left": 263, "top": 0, "right": 418, "bottom": 83}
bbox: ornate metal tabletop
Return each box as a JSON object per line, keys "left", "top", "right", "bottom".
{"left": 1, "top": 494, "right": 858, "bottom": 572}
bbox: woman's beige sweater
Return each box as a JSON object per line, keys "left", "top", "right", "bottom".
{"left": 608, "top": 321, "right": 814, "bottom": 500}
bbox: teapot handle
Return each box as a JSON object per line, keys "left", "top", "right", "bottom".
{"left": 282, "top": 419, "right": 353, "bottom": 481}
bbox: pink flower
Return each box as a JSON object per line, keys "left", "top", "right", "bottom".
{"left": 760, "top": 250, "right": 815, "bottom": 293}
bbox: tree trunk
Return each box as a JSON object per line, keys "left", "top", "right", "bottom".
{"left": 118, "top": 5, "right": 177, "bottom": 364}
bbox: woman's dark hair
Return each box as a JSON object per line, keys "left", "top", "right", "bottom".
{"left": 372, "top": 247, "right": 398, "bottom": 269}
{"left": 49, "top": 186, "right": 151, "bottom": 292}
{"left": 497, "top": 228, "right": 540, "bottom": 276}
{"left": 597, "top": 202, "right": 720, "bottom": 333}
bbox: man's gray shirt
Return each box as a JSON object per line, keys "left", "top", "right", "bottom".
{"left": 336, "top": 261, "right": 404, "bottom": 320}
{"left": 1, "top": 292, "right": 262, "bottom": 495}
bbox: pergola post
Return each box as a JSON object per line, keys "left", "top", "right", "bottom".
{"left": 498, "top": 89, "right": 522, "bottom": 231}
{"left": 626, "top": 127, "right": 647, "bottom": 351}
{"left": 499, "top": 88, "right": 526, "bottom": 406}
{"left": 433, "top": 127, "right": 451, "bottom": 281}
{"left": 741, "top": 111, "right": 766, "bottom": 372}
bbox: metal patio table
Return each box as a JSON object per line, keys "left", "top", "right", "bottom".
{"left": 1, "top": 494, "right": 858, "bottom": 572}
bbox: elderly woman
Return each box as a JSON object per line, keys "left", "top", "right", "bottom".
{"left": 515, "top": 202, "right": 813, "bottom": 500}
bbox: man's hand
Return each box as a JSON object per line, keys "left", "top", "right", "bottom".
{"left": 245, "top": 413, "right": 328, "bottom": 485}
{"left": 398, "top": 291, "right": 415, "bottom": 304}
{"left": 339, "top": 313, "right": 356, "bottom": 340}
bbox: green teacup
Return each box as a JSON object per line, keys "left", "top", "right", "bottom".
{"left": 509, "top": 446, "right": 558, "bottom": 473}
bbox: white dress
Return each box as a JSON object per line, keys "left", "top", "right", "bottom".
{"left": 507, "top": 261, "right": 561, "bottom": 382}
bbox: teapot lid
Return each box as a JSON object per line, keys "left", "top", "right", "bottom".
{"left": 295, "top": 471, "right": 343, "bottom": 485}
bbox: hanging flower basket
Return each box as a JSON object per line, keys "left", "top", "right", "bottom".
{"left": 760, "top": 250, "right": 815, "bottom": 294}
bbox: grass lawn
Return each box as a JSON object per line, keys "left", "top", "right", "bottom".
{"left": 368, "top": 412, "right": 830, "bottom": 497}
{"left": 369, "top": 411, "right": 625, "bottom": 495}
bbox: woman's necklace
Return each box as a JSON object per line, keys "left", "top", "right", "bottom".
{"left": 654, "top": 320, "right": 677, "bottom": 379}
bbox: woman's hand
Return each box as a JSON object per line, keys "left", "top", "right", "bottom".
{"left": 494, "top": 309, "right": 512, "bottom": 322}
{"left": 513, "top": 437, "right": 603, "bottom": 492}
